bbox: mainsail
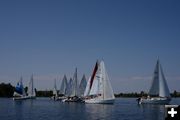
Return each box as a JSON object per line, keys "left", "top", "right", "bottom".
{"left": 84, "top": 77, "right": 91, "bottom": 96}
{"left": 148, "top": 60, "right": 170, "bottom": 97}
{"left": 66, "top": 78, "right": 73, "bottom": 97}
{"left": 79, "top": 74, "right": 87, "bottom": 96}
{"left": 71, "top": 68, "right": 79, "bottom": 97}
{"left": 53, "top": 79, "right": 58, "bottom": 97}
{"left": 27, "top": 75, "right": 36, "bottom": 97}
{"left": 59, "top": 75, "right": 68, "bottom": 95}
{"left": 84, "top": 61, "right": 98, "bottom": 97}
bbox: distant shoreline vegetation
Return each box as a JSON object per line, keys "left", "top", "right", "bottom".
{"left": 0, "top": 83, "right": 180, "bottom": 98}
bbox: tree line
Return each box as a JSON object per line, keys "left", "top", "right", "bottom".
{"left": 0, "top": 83, "right": 180, "bottom": 97}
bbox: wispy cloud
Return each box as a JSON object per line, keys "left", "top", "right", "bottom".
{"left": 130, "top": 76, "right": 152, "bottom": 81}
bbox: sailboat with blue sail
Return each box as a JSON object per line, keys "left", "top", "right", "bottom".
{"left": 13, "top": 77, "right": 28, "bottom": 100}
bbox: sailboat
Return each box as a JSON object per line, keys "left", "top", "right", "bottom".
{"left": 79, "top": 74, "right": 87, "bottom": 97}
{"left": 57, "top": 75, "right": 68, "bottom": 100}
{"left": 27, "top": 75, "right": 36, "bottom": 99}
{"left": 65, "top": 77, "right": 73, "bottom": 97}
{"left": 59, "top": 75, "right": 68, "bottom": 96}
{"left": 138, "top": 60, "right": 171, "bottom": 104}
{"left": 62, "top": 68, "right": 83, "bottom": 102}
{"left": 13, "top": 77, "right": 28, "bottom": 100}
{"left": 84, "top": 60, "right": 115, "bottom": 104}
{"left": 51, "top": 79, "right": 59, "bottom": 100}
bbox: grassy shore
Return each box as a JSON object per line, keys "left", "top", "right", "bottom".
{"left": 1, "top": 83, "right": 180, "bottom": 98}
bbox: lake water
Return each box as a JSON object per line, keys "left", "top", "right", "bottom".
{"left": 0, "top": 98, "right": 179, "bottom": 120}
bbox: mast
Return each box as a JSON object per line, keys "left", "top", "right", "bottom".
{"left": 71, "top": 68, "right": 79, "bottom": 96}
{"left": 53, "top": 79, "right": 58, "bottom": 97}
{"left": 74, "top": 68, "right": 78, "bottom": 96}
{"left": 31, "top": 74, "right": 34, "bottom": 96}
{"left": 20, "top": 76, "right": 26, "bottom": 96}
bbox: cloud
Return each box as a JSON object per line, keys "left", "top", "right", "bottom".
{"left": 130, "top": 76, "right": 152, "bottom": 81}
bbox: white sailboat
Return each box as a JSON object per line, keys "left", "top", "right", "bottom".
{"left": 84, "top": 77, "right": 91, "bottom": 97}
{"left": 27, "top": 75, "right": 36, "bottom": 99}
{"left": 84, "top": 60, "right": 115, "bottom": 104}
{"left": 62, "top": 68, "right": 83, "bottom": 102}
{"left": 71, "top": 68, "right": 79, "bottom": 97}
{"left": 57, "top": 75, "right": 68, "bottom": 100}
{"left": 79, "top": 74, "right": 87, "bottom": 97}
{"left": 52, "top": 79, "right": 58, "bottom": 100}
{"left": 65, "top": 77, "right": 73, "bottom": 97}
{"left": 13, "top": 77, "right": 28, "bottom": 100}
{"left": 138, "top": 60, "right": 171, "bottom": 104}
{"left": 59, "top": 75, "right": 68, "bottom": 96}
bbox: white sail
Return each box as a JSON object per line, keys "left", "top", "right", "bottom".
{"left": 101, "top": 61, "right": 115, "bottom": 100}
{"left": 89, "top": 61, "right": 115, "bottom": 100}
{"left": 149, "top": 61, "right": 160, "bottom": 96}
{"left": 148, "top": 60, "right": 170, "bottom": 98}
{"left": 53, "top": 79, "right": 58, "bottom": 97}
{"left": 84, "top": 77, "right": 91, "bottom": 96}
{"left": 89, "top": 76, "right": 99, "bottom": 95}
{"left": 71, "top": 68, "right": 79, "bottom": 96}
{"left": 85, "top": 61, "right": 98, "bottom": 96}
{"left": 28, "top": 75, "right": 36, "bottom": 97}
{"left": 59, "top": 75, "right": 68, "bottom": 95}
{"left": 159, "top": 64, "right": 171, "bottom": 97}
{"left": 66, "top": 78, "right": 73, "bottom": 97}
{"left": 79, "top": 74, "right": 87, "bottom": 96}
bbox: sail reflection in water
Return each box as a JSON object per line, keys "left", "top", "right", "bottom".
{"left": 139, "top": 104, "right": 165, "bottom": 120}
{"left": 85, "top": 104, "right": 115, "bottom": 119}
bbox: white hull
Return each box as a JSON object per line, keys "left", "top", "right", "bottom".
{"left": 13, "top": 96, "right": 29, "bottom": 100}
{"left": 26, "top": 96, "right": 36, "bottom": 99}
{"left": 13, "top": 96, "right": 36, "bottom": 100}
{"left": 85, "top": 98, "right": 115, "bottom": 104}
{"left": 139, "top": 97, "right": 171, "bottom": 104}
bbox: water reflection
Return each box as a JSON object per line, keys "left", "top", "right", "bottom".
{"left": 139, "top": 104, "right": 165, "bottom": 120}
{"left": 13, "top": 100, "right": 25, "bottom": 120}
{"left": 1, "top": 98, "right": 179, "bottom": 120}
{"left": 85, "top": 104, "right": 115, "bottom": 120}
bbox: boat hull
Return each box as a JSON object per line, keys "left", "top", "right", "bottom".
{"left": 62, "top": 97, "right": 84, "bottom": 103}
{"left": 138, "top": 97, "right": 171, "bottom": 104}
{"left": 26, "top": 96, "right": 36, "bottom": 99}
{"left": 13, "top": 96, "right": 36, "bottom": 100}
{"left": 85, "top": 98, "right": 115, "bottom": 104}
{"left": 13, "top": 96, "right": 29, "bottom": 100}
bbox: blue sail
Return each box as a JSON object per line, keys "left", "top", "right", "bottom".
{"left": 15, "top": 82, "right": 23, "bottom": 95}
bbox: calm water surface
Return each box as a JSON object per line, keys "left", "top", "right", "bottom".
{"left": 0, "top": 98, "right": 179, "bottom": 120}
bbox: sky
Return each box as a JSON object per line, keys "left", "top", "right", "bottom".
{"left": 0, "top": 0, "right": 180, "bottom": 93}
